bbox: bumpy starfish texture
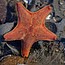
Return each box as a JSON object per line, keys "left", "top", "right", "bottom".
{"left": 4, "top": 2, "right": 57, "bottom": 57}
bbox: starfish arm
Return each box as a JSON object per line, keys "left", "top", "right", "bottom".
{"left": 4, "top": 24, "right": 27, "bottom": 41}
{"left": 34, "top": 26, "right": 57, "bottom": 41}
{"left": 37, "top": 5, "right": 52, "bottom": 21}
{"left": 21, "top": 34, "right": 35, "bottom": 57}
{"left": 32, "top": 5, "right": 52, "bottom": 27}
{"left": 16, "top": 2, "right": 32, "bottom": 29}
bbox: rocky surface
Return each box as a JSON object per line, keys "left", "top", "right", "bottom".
{"left": 0, "top": 0, "right": 7, "bottom": 23}
{"left": 0, "top": 55, "right": 24, "bottom": 65}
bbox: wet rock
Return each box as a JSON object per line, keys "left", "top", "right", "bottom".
{"left": 5, "top": 0, "right": 18, "bottom": 22}
{"left": 53, "top": 0, "right": 65, "bottom": 18}
{"left": 0, "top": 0, "right": 7, "bottom": 23}
{"left": 0, "top": 55, "right": 24, "bottom": 65}
{"left": 27, "top": 40, "right": 64, "bottom": 65}
{"left": 56, "top": 19, "right": 65, "bottom": 38}
{"left": 53, "top": 15, "right": 62, "bottom": 23}
{"left": 29, "top": 0, "right": 52, "bottom": 12}
{"left": 0, "top": 22, "right": 14, "bottom": 35}
{"left": 45, "top": 22, "right": 57, "bottom": 34}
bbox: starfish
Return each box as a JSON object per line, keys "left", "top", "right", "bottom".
{"left": 4, "top": 2, "right": 57, "bottom": 57}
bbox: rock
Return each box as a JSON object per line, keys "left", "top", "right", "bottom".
{"left": 53, "top": 15, "right": 62, "bottom": 23}
{"left": 0, "top": 55, "right": 24, "bottom": 65}
{"left": 53, "top": 0, "right": 65, "bottom": 18}
{"left": 0, "top": 22, "right": 14, "bottom": 35}
{"left": 45, "top": 22, "right": 57, "bottom": 34}
{"left": 0, "top": 0, "right": 7, "bottom": 23}
{"left": 5, "top": 0, "right": 17, "bottom": 22}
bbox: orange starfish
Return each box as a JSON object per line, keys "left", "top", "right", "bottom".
{"left": 4, "top": 2, "right": 57, "bottom": 57}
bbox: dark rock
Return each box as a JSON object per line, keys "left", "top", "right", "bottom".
{"left": 5, "top": 0, "right": 18, "bottom": 23}
{"left": 45, "top": 22, "right": 57, "bottom": 34}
